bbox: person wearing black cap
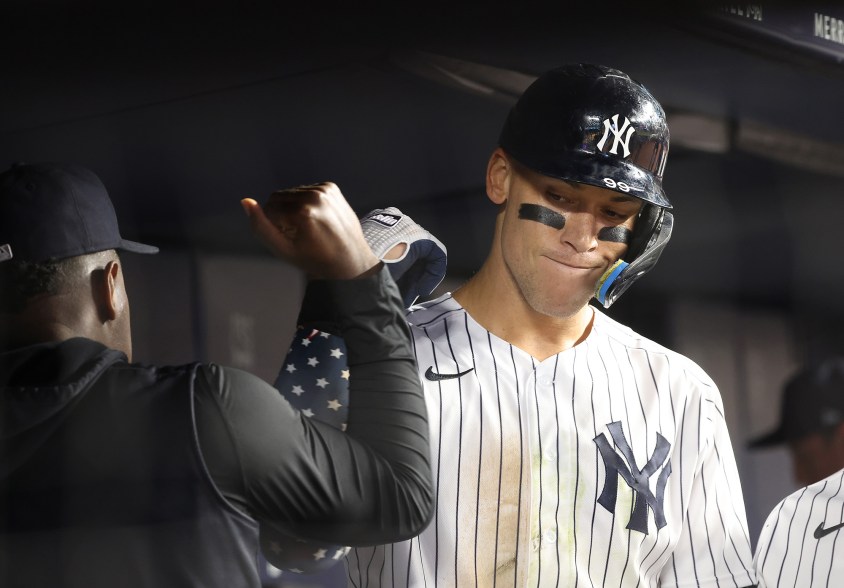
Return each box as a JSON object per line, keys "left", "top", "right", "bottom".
{"left": 0, "top": 162, "right": 435, "bottom": 587}
{"left": 749, "top": 359, "right": 844, "bottom": 486}
{"left": 752, "top": 359, "right": 844, "bottom": 586}
{"left": 274, "top": 65, "right": 756, "bottom": 587}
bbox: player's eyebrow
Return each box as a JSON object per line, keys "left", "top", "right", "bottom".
{"left": 609, "top": 195, "right": 639, "bottom": 204}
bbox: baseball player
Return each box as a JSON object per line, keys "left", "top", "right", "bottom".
{"left": 748, "top": 358, "right": 844, "bottom": 487}
{"left": 751, "top": 359, "right": 844, "bottom": 586}
{"left": 276, "top": 64, "right": 757, "bottom": 587}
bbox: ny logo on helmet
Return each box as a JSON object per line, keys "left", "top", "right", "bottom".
{"left": 596, "top": 114, "right": 635, "bottom": 158}
{"left": 593, "top": 421, "right": 672, "bottom": 535}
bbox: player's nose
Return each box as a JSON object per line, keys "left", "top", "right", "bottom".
{"left": 561, "top": 211, "right": 598, "bottom": 253}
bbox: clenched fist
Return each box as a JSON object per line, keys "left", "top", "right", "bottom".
{"left": 241, "top": 182, "right": 381, "bottom": 280}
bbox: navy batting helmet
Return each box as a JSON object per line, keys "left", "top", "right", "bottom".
{"left": 498, "top": 63, "right": 673, "bottom": 307}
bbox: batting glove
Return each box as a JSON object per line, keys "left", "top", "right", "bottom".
{"left": 360, "top": 207, "right": 447, "bottom": 307}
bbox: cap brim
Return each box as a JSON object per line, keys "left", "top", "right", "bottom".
{"left": 550, "top": 157, "right": 671, "bottom": 209}
{"left": 747, "top": 426, "right": 787, "bottom": 449}
{"left": 504, "top": 149, "right": 672, "bottom": 209}
{"left": 119, "top": 239, "right": 159, "bottom": 255}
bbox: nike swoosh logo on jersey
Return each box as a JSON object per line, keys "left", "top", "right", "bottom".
{"left": 424, "top": 366, "right": 474, "bottom": 381}
{"left": 813, "top": 520, "right": 844, "bottom": 539}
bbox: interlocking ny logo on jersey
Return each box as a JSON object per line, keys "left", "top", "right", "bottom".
{"left": 596, "top": 114, "right": 635, "bottom": 157}
{"left": 594, "top": 421, "right": 672, "bottom": 534}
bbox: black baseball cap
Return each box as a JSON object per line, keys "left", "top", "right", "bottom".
{"left": 748, "top": 359, "right": 844, "bottom": 448}
{"left": 0, "top": 162, "right": 158, "bottom": 263}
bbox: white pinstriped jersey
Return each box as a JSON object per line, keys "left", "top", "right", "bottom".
{"left": 754, "top": 468, "right": 844, "bottom": 587}
{"left": 346, "top": 293, "right": 755, "bottom": 587}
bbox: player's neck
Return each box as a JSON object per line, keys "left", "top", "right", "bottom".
{"left": 453, "top": 265, "right": 594, "bottom": 361}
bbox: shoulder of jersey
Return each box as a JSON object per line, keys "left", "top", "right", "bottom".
{"left": 591, "top": 306, "right": 668, "bottom": 351}
{"left": 785, "top": 468, "right": 844, "bottom": 511}
{"left": 592, "top": 306, "right": 714, "bottom": 387}
{"left": 761, "top": 467, "right": 844, "bottom": 547}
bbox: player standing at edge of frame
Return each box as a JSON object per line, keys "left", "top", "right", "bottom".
{"left": 752, "top": 359, "right": 844, "bottom": 587}
{"left": 272, "top": 64, "right": 757, "bottom": 587}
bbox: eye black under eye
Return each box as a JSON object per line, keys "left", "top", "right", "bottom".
{"left": 597, "top": 226, "right": 632, "bottom": 244}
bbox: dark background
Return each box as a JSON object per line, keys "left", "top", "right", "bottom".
{"left": 5, "top": 2, "right": 844, "bottom": 331}
{"left": 3, "top": 2, "right": 844, "bottom": 585}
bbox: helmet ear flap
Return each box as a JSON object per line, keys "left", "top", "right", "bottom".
{"left": 627, "top": 204, "right": 662, "bottom": 262}
{"left": 594, "top": 207, "right": 673, "bottom": 308}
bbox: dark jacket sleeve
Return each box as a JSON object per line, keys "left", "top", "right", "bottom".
{"left": 193, "top": 266, "right": 433, "bottom": 550}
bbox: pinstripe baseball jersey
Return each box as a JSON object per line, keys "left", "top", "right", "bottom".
{"left": 346, "top": 293, "right": 756, "bottom": 587}
{"left": 754, "top": 468, "right": 844, "bottom": 587}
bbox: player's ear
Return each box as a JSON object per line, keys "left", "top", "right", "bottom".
{"left": 486, "top": 148, "right": 511, "bottom": 205}
{"left": 93, "top": 259, "right": 124, "bottom": 323}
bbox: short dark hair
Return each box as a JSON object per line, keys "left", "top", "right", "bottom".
{"left": 0, "top": 258, "right": 73, "bottom": 314}
{"left": 0, "top": 250, "right": 115, "bottom": 314}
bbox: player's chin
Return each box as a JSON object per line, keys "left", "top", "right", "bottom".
{"left": 527, "top": 287, "right": 594, "bottom": 320}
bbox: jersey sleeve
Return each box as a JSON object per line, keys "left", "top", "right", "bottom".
{"left": 194, "top": 267, "right": 433, "bottom": 554}
{"left": 660, "top": 385, "right": 757, "bottom": 588}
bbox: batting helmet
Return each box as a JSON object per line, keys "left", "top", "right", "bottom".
{"left": 498, "top": 63, "right": 673, "bottom": 308}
